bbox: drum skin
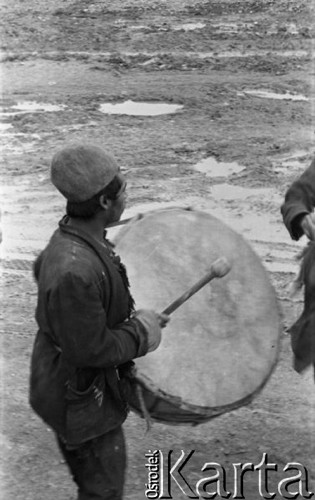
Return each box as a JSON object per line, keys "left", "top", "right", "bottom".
{"left": 114, "top": 208, "right": 281, "bottom": 423}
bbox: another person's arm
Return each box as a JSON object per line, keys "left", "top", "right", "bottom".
{"left": 281, "top": 157, "right": 315, "bottom": 240}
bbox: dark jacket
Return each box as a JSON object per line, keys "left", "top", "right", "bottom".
{"left": 30, "top": 217, "right": 148, "bottom": 445}
{"left": 281, "top": 157, "right": 315, "bottom": 372}
{"left": 289, "top": 243, "right": 315, "bottom": 373}
{"left": 281, "top": 157, "right": 315, "bottom": 240}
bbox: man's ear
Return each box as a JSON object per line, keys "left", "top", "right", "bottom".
{"left": 99, "top": 195, "right": 112, "bottom": 211}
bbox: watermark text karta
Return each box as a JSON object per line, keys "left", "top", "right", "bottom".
{"left": 144, "top": 450, "right": 314, "bottom": 499}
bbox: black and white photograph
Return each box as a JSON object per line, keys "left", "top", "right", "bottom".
{"left": 0, "top": 0, "right": 314, "bottom": 498}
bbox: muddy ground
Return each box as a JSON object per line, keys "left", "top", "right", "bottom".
{"left": 1, "top": 0, "right": 315, "bottom": 499}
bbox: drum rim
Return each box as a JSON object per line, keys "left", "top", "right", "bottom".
{"left": 132, "top": 334, "right": 281, "bottom": 422}
{"left": 116, "top": 207, "right": 283, "bottom": 422}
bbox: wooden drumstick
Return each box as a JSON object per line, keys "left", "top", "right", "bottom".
{"left": 161, "top": 257, "right": 231, "bottom": 316}
{"left": 108, "top": 208, "right": 193, "bottom": 228}
{"left": 107, "top": 216, "right": 136, "bottom": 228}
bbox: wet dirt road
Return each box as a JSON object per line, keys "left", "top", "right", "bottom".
{"left": 1, "top": 0, "right": 315, "bottom": 498}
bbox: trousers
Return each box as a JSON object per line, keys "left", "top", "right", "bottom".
{"left": 57, "top": 426, "right": 126, "bottom": 500}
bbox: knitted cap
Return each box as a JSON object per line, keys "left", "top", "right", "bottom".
{"left": 51, "top": 144, "right": 119, "bottom": 202}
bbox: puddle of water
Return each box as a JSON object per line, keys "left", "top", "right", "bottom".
{"left": 239, "top": 90, "right": 309, "bottom": 101}
{"left": 99, "top": 100, "right": 183, "bottom": 116}
{"left": 0, "top": 101, "right": 66, "bottom": 116}
{"left": 194, "top": 157, "right": 245, "bottom": 178}
{"left": 11, "top": 101, "right": 66, "bottom": 112}
{"left": 174, "top": 23, "right": 206, "bottom": 32}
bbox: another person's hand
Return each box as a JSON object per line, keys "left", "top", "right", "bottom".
{"left": 134, "top": 309, "right": 169, "bottom": 353}
{"left": 300, "top": 213, "right": 315, "bottom": 240}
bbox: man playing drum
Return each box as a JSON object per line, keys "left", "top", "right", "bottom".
{"left": 29, "top": 144, "right": 168, "bottom": 500}
{"left": 281, "top": 155, "right": 315, "bottom": 373}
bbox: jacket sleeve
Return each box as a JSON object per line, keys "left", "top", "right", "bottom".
{"left": 47, "top": 270, "right": 149, "bottom": 368}
{"left": 33, "top": 252, "right": 43, "bottom": 282}
{"left": 281, "top": 157, "right": 315, "bottom": 240}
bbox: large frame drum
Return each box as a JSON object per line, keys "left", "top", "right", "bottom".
{"left": 114, "top": 208, "right": 281, "bottom": 424}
